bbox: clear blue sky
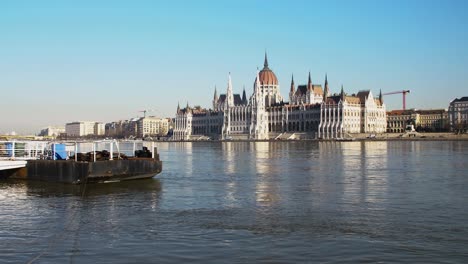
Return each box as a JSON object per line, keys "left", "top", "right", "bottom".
{"left": 1, "top": 0, "right": 467, "bottom": 134}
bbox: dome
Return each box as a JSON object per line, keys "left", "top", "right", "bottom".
{"left": 258, "top": 68, "right": 278, "bottom": 85}
{"left": 256, "top": 53, "right": 278, "bottom": 85}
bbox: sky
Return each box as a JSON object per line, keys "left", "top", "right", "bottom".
{"left": 1, "top": 0, "right": 467, "bottom": 134}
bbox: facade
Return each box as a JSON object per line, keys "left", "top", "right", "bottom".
{"left": 387, "top": 109, "right": 449, "bottom": 133}
{"left": 449, "top": 97, "right": 468, "bottom": 133}
{"left": 417, "top": 109, "right": 448, "bottom": 132}
{"left": 173, "top": 54, "right": 387, "bottom": 140}
{"left": 386, "top": 110, "right": 416, "bottom": 133}
{"left": 137, "top": 116, "right": 169, "bottom": 138}
{"left": 105, "top": 117, "right": 170, "bottom": 138}
{"left": 38, "top": 126, "right": 65, "bottom": 137}
{"left": 65, "top": 121, "right": 105, "bottom": 137}
{"left": 105, "top": 119, "right": 138, "bottom": 138}
{"left": 94, "top": 122, "right": 105, "bottom": 136}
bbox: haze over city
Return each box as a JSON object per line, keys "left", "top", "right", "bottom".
{"left": 1, "top": 0, "right": 467, "bottom": 134}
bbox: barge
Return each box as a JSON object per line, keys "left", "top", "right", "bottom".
{"left": 0, "top": 140, "right": 162, "bottom": 184}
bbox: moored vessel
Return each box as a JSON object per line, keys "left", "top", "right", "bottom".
{"left": 0, "top": 140, "right": 162, "bottom": 184}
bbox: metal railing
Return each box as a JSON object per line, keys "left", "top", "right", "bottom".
{"left": 0, "top": 140, "right": 156, "bottom": 162}
{"left": 0, "top": 141, "right": 48, "bottom": 160}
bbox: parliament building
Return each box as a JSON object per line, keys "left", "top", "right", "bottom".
{"left": 173, "top": 54, "right": 386, "bottom": 140}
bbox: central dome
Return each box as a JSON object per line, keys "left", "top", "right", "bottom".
{"left": 257, "top": 53, "right": 278, "bottom": 85}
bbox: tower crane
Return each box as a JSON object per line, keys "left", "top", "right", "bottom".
{"left": 382, "top": 90, "right": 410, "bottom": 110}
{"left": 138, "top": 109, "right": 157, "bottom": 118}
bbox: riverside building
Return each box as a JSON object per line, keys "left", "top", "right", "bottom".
{"left": 65, "top": 121, "right": 105, "bottom": 137}
{"left": 173, "top": 54, "right": 387, "bottom": 140}
{"left": 137, "top": 116, "right": 169, "bottom": 138}
{"left": 38, "top": 126, "right": 65, "bottom": 137}
{"left": 386, "top": 109, "right": 449, "bottom": 133}
{"left": 449, "top": 97, "right": 468, "bottom": 133}
{"left": 105, "top": 119, "right": 139, "bottom": 138}
{"left": 105, "top": 117, "right": 172, "bottom": 139}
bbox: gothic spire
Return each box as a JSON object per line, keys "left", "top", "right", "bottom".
{"left": 264, "top": 51, "right": 269, "bottom": 69}
{"left": 290, "top": 74, "right": 295, "bottom": 92}
{"left": 307, "top": 71, "right": 313, "bottom": 90}
{"left": 323, "top": 74, "right": 329, "bottom": 101}
{"left": 177, "top": 101, "right": 180, "bottom": 112}
{"left": 242, "top": 86, "right": 247, "bottom": 104}
{"left": 340, "top": 85, "right": 345, "bottom": 100}
{"left": 226, "top": 72, "right": 234, "bottom": 107}
{"left": 228, "top": 73, "right": 232, "bottom": 92}
{"left": 213, "top": 86, "right": 218, "bottom": 100}
{"left": 379, "top": 89, "right": 383, "bottom": 104}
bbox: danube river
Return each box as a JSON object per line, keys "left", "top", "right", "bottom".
{"left": 1, "top": 141, "right": 467, "bottom": 263}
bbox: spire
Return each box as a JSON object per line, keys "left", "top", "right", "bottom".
{"left": 228, "top": 73, "right": 232, "bottom": 93}
{"left": 340, "top": 85, "right": 345, "bottom": 100}
{"left": 226, "top": 72, "right": 234, "bottom": 107}
{"left": 290, "top": 74, "right": 295, "bottom": 92}
{"left": 264, "top": 51, "right": 269, "bottom": 69}
{"left": 177, "top": 102, "right": 180, "bottom": 112}
{"left": 213, "top": 86, "right": 219, "bottom": 110}
{"left": 307, "top": 71, "right": 313, "bottom": 90}
{"left": 379, "top": 89, "right": 383, "bottom": 103}
{"left": 242, "top": 86, "right": 247, "bottom": 104}
{"left": 186, "top": 101, "right": 190, "bottom": 109}
{"left": 323, "top": 74, "right": 329, "bottom": 101}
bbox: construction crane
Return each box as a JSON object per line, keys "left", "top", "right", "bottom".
{"left": 138, "top": 110, "right": 148, "bottom": 118}
{"left": 382, "top": 90, "right": 411, "bottom": 110}
{"left": 138, "top": 109, "right": 156, "bottom": 118}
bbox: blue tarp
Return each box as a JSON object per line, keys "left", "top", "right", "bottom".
{"left": 52, "top": 144, "right": 67, "bottom": 160}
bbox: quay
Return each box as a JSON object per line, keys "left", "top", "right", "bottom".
{"left": 0, "top": 140, "right": 162, "bottom": 184}
{"left": 167, "top": 132, "right": 468, "bottom": 142}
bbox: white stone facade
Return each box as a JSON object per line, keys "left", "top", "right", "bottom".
{"left": 66, "top": 121, "right": 103, "bottom": 137}
{"left": 39, "top": 126, "right": 65, "bottom": 137}
{"left": 173, "top": 55, "right": 386, "bottom": 140}
{"left": 137, "top": 117, "right": 169, "bottom": 138}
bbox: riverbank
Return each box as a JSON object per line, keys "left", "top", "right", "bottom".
{"left": 351, "top": 132, "right": 468, "bottom": 141}
{"left": 165, "top": 133, "right": 468, "bottom": 142}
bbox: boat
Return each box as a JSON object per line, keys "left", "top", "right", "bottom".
{"left": 0, "top": 140, "right": 162, "bottom": 184}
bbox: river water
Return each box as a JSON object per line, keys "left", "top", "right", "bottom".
{"left": 1, "top": 141, "right": 468, "bottom": 263}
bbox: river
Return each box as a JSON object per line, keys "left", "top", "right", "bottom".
{"left": 1, "top": 141, "right": 467, "bottom": 263}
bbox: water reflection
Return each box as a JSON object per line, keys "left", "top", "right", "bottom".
{"left": 2, "top": 141, "right": 468, "bottom": 263}
{"left": 0, "top": 178, "right": 162, "bottom": 198}
{"left": 222, "top": 142, "right": 236, "bottom": 174}
{"left": 338, "top": 142, "right": 390, "bottom": 205}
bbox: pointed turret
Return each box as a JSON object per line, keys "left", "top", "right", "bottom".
{"left": 340, "top": 85, "right": 345, "bottom": 101}
{"left": 323, "top": 74, "right": 329, "bottom": 101}
{"left": 307, "top": 71, "right": 313, "bottom": 91}
{"left": 212, "top": 86, "right": 219, "bottom": 110}
{"left": 379, "top": 89, "right": 383, "bottom": 104}
{"left": 226, "top": 72, "right": 234, "bottom": 107}
{"left": 177, "top": 102, "right": 180, "bottom": 113}
{"left": 242, "top": 86, "right": 247, "bottom": 104}
{"left": 264, "top": 51, "right": 269, "bottom": 69}
{"left": 290, "top": 74, "right": 295, "bottom": 92}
